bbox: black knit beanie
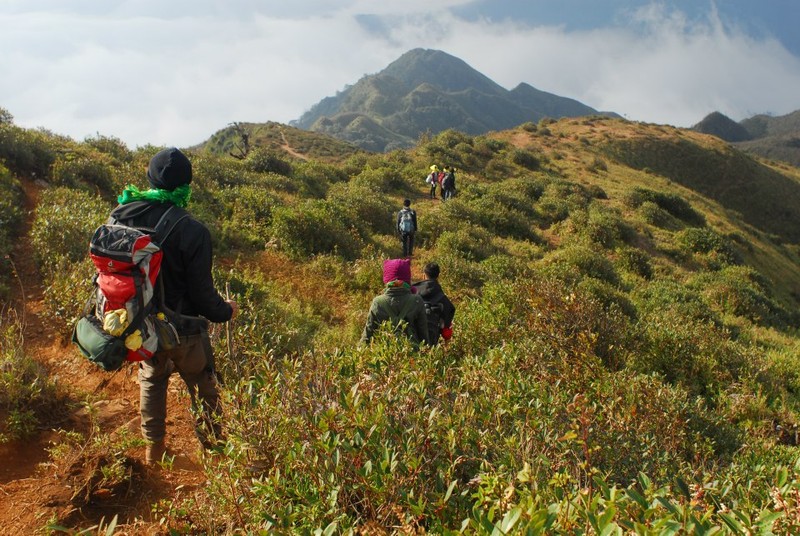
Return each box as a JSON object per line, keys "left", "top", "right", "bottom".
{"left": 147, "top": 147, "right": 192, "bottom": 191}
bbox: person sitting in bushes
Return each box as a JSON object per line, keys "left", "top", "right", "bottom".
{"left": 361, "top": 258, "right": 429, "bottom": 347}
{"left": 412, "top": 262, "right": 456, "bottom": 346}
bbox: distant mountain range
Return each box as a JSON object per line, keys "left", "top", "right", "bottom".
{"left": 291, "top": 48, "right": 617, "bottom": 152}
{"left": 693, "top": 110, "right": 800, "bottom": 167}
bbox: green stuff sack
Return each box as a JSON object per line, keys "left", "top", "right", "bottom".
{"left": 72, "top": 315, "right": 128, "bottom": 372}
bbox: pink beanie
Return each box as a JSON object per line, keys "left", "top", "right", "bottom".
{"left": 383, "top": 258, "right": 411, "bottom": 284}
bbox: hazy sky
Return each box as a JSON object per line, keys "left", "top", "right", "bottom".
{"left": 1, "top": 0, "right": 798, "bottom": 148}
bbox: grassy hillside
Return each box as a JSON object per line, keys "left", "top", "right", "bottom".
{"left": 3, "top": 110, "right": 800, "bottom": 533}
{"left": 198, "top": 120, "right": 364, "bottom": 162}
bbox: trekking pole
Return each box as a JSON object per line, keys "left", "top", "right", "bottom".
{"left": 225, "top": 282, "right": 240, "bottom": 378}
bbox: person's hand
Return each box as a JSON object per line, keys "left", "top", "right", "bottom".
{"left": 226, "top": 300, "right": 239, "bottom": 320}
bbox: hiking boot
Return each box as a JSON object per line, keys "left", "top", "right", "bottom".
{"left": 145, "top": 439, "right": 166, "bottom": 465}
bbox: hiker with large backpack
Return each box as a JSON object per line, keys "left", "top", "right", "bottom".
{"left": 425, "top": 164, "right": 439, "bottom": 199}
{"left": 396, "top": 198, "right": 417, "bottom": 257}
{"left": 360, "top": 258, "right": 428, "bottom": 347}
{"left": 442, "top": 166, "right": 457, "bottom": 201}
{"left": 84, "top": 147, "right": 237, "bottom": 464}
{"left": 412, "top": 262, "right": 456, "bottom": 345}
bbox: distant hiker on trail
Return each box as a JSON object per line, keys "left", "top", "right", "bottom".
{"left": 361, "top": 258, "right": 429, "bottom": 347}
{"left": 412, "top": 262, "right": 456, "bottom": 346}
{"left": 110, "top": 147, "right": 238, "bottom": 465}
{"left": 426, "top": 164, "right": 439, "bottom": 199}
{"left": 437, "top": 167, "right": 446, "bottom": 194}
{"left": 397, "top": 198, "right": 417, "bottom": 257}
{"left": 442, "top": 166, "right": 457, "bottom": 201}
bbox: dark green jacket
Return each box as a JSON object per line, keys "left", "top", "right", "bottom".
{"left": 360, "top": 286, "right": 429, "bottom": 346}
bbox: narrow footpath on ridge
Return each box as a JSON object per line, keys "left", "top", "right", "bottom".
{"left": 0, "top": 178, "right": 207, "bottom": 533}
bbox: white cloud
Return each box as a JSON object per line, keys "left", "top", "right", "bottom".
{"left": 1, "top": 1, "right": 798, "bottom": 148}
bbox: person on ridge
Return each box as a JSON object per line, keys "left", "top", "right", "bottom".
{"left": 109, "top": 147, "right": 238, "bottom": 465}
{"left": 426, "top": 164, "right": 439, "bottom": 199}
{"left": 361, "top": 258, "right": 429, "bottom": 347}
{"left": 412, "top": 262, "right": 456, "bottom": 345}
{"left": 397, "top": 198, "right": 417, "bottom": 257}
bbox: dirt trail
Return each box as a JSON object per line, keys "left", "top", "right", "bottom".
{"left": 0, "top": 179, "right": 207, "bottom": 533}
{"left": 279, "top": 128, "right": 309, "bottom": 161}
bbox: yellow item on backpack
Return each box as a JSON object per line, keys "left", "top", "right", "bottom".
{"left": 124, "top": 330, "right": 143, "bottom": 351}
{"left": 103, "top": 309, "right": 129, "bottom": 336}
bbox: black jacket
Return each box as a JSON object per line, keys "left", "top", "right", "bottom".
{"left": 411, "top": 279, "right": 455, "bottom": 345}
{"left": 109, "top": 201, "right": 232, "bottom": 326}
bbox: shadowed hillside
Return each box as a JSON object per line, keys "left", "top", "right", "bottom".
{"left": 600, "top": 125, "right": 800, "bottom": 244}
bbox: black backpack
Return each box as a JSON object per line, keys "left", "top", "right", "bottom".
{"left": 422, "top": 301, "right": 444, "bottom": 345}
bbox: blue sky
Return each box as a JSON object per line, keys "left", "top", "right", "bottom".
{"left": 1, "top": 0, "right": 798, "bottom": 148}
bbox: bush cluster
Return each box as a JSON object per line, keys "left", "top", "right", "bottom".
{"left": 624, "top": 187, "right": 705, "bottom": 226}
{"left": 30, "top": 187, "right": 109, "bottom": 333}
{"left": 0, "top": 164, "right": 23, "bottom": 297}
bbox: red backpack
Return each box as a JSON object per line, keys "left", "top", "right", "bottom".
{"left": 72, "top": 206, "right": 187, "bottom": 371}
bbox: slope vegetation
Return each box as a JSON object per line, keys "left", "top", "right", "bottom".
{"left": 2, "top": 111, "right": 800, "bottom": 533}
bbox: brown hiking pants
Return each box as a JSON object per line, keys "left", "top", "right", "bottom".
{"left": 138, "top": 330, "right": 221, "bottom": 448}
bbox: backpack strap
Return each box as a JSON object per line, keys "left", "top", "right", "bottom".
{"left": 151, "top": 205, "right": 189, "bottom": 245}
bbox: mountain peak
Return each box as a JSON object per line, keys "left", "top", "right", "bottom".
{"left": 380, "top": 48, "right": 505, "bottom": 95}
{"left": 693, "top": 111, "right": 752, "bottom": 142}
{"left": 293, "top": 48, "right": 611, "bottom": 151}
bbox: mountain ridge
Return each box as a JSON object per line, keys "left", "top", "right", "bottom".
{"left": 693, "top": 109, "right": 800, "bottom": 167}
{"left": 292, "top": 48, "right": 617, "bottom": 151}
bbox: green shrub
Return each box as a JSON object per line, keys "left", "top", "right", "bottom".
{"left": 466, "top": 195, "right": 540, "bottom": 241}
{"left": 0, "top": 164, "right": 23, "bottom": 297}
{"left": 271, "top": 200, "right": 362, "bottom": 260}
{"left": 624, "top": 187, "right": 705, "bottom": 226}
{"left": 217, "top": 267, "right": 323, "bottom": 369}
{"left": 615, "top": 247, "right": 653, "bottom": 279}
{"left": 51, "top": 152, "right": 117, "bottom": 195}
{"left": 217, "top": 185, "right": 282, "bottom": 249}
{"left": 536, "top": 180, "right": 592, "bottom": 225}
{"left": 192, "top": 154, "right": 249, "bottom": 189}
{"left": 327, "top": 182, "right": 395, "bottom": 237}
{"left": 691, "top": 266, "right": 789, "bottom": 326}
{"left": 436, "top": 225, "right": 498, "bottom": 262}
{"left": 586, "top": 156, "right": 608, "bottom": 173}
{"left": 30, "top": 188, "right": 109, "bottom": 333}
{"left": 30, "top": 187, "right": 109, "bottom": 274}
{"left": 0, "top": 313, "right": 68, "bottom": 442}
{"left": 0, "top": 124, "right": 62, "bottom": 179}
{"left": 678, "top": 227, "right": 740, "bottom": 265}
{"left": 245, "top": 148, "right": 293, "bottom": 176}
{"left": 350, "top": 165, "right": 414, "bottom": 195}
{"left": 631, "top": 279, "right": 720, "bottom": 324}
{"left": 510, "top": 148, "right": 540, "bottom": 170}
{"left": 638, "top": 200, "right": 680, "bottom": 229}
{"left": 569, "top": 204, "right": 632, "bottom": 249}
{"left": 543, "top": 245, "right": 620, "bottom": 286}
{"left": 631, "top": 308, "right": 754, "bottom": 398}
{"left": 83, "top": 134, "right": 132, "bottom": 164}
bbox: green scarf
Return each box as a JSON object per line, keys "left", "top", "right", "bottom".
{"left": 117, "top": 184, "right": 192, "bottom": 207}
{"left": 385, "top": 280, "right": 411, "bottom": 290}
